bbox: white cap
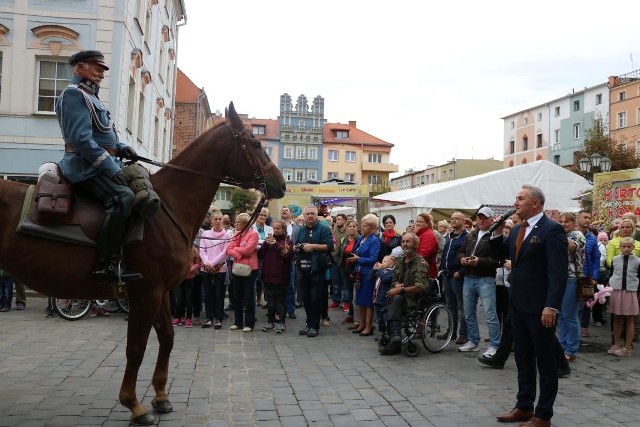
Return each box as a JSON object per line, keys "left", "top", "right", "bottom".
{"left": 477, "top": 207, "right": 494, "bottom": 217}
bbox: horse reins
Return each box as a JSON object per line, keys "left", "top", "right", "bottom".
{"left": 130, "top": 123, "right": 273, "bottom": 243}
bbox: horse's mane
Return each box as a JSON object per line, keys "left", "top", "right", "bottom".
{"left": 167, "top": 120, "right": 229, "bottom": 165}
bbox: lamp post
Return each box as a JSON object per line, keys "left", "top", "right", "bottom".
{"left": 578, "top": 152, "right": 612, "bottom": 184}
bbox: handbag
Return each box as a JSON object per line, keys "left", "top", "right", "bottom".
{"left": 576, "top": 276, "right": 595, "bottom": 301}
{"left": 232, "top": 262, "right": 252, "bottom": 277}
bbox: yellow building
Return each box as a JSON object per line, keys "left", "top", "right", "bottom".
{"left": 323, "top": 121, "right": 398, "bottom": 194}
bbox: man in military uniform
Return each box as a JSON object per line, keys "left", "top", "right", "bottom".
{"left": 380, "top": 232, "right": 430, "bottom": 355}
{"left": 55, "top": 50, "right": 140, "bottom": 284}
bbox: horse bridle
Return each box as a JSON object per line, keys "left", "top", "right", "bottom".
{"left": 131, "top": 122, "right": 276, "bottom": 241}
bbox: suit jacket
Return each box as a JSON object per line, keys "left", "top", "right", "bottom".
{"left": 490, "top": 214, "right": 568, "bottom": 315}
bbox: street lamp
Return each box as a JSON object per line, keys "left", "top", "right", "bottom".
{"left": 578, "top": 152, "right": 611, "bottom": 184}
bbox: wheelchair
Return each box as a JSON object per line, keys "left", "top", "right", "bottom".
{"left": 377, "top": 278, "right": 453, "bottom": 357}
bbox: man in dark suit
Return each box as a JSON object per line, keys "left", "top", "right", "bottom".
{"left": 489, "top": 185, "right": 568, "bottom": 427}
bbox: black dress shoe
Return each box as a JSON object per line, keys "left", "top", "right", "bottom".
{"left": 478, "top": 354, "right": 505, "bottom": 369}
{"left": 288, "top": 312, "right": 297, "bottom": 319}
{"left": 359, "top": 330, "right": 374, "bottom": 336}
{"left": 557, "top": 366, "right": 571, "bottom": 378}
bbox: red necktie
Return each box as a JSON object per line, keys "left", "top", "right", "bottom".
{"left": 515, "top": 220, "right": 528, "bottom": 258}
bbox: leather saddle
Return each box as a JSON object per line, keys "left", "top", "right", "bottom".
{"left": 28, "top": 180, "right": 106, "bottom": 241}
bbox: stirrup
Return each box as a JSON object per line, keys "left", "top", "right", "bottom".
{"left": 94, "top": 260, "right": 142, "bottom": 284}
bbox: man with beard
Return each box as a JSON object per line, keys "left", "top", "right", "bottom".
{"left": 380, "top": 233, "right": 429, "bottom": 355}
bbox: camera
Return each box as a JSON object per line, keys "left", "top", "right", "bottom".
{"left": 294, "top": 243, "right": 305, "bottom": 252}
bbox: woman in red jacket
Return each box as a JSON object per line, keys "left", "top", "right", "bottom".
{"left": 415, "top": 213, "right": 438, "bottom": 278}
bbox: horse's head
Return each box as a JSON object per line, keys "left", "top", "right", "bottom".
{"left": 224, "top": 102, "right": 286, "bottom": 200}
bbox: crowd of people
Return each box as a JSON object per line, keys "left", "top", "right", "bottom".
{"left": 166, "top": 198, "right": 639, "bottom": 359}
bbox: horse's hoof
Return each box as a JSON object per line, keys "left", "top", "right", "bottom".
{"left": 129, "top": 411, "right": 155, "bottom": 426}
{"left": 151, "top": 399, "right": 173, "bottom": 413}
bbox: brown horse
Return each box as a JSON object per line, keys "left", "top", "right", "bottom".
{"left": 0, "top": 102, "right": 285, "bottom": 425}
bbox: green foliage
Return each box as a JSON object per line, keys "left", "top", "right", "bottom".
{"left": 230, "top": 188, "right": 258, "bottom": 214}
{"left": 571, "top": 121, "right": 640, "bottom": 175}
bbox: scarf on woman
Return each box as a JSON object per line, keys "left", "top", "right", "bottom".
{"left": 383, "top": 229, "right": 396, "bottom": 244}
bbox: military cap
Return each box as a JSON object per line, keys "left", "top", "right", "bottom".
{"left": 68, "top": 50, "right": 109, "bottom": 70}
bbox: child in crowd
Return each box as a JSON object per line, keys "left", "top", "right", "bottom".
{"left": 607, "top": 237, "right": 640, "bottom": 357}
{"left": 0, "top": 269, "right": 14, "bottom": 312}
{"left": 373, "top": 255, "right": 396, "bottom": 333}
{"left": 258, "top": 219, "right": 294, "bottom": 333}
{"left": 173, "top": 246, "right": 201, "bottom": 328}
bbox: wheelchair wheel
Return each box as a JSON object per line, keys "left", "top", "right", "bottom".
{"left": 116, "top": 298, "right": 129, "bottom": 314}
{"left": 54, "top": 298, "right": 91, "bottom": 321}
{"left": 404, "top": 340, "right": 421, "bottom": 357}
{"left": 421, "top": 303, "right": 453, "bottom": 353}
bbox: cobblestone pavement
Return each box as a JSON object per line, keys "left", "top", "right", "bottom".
{"left": 0, "top": 297, "right": 639, "bottom": 426}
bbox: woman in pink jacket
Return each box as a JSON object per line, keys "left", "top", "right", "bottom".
{"left": 226, "top": 213, "right": 259, "bottom": 332}
{"left": 200, "top": 210, "right": 231, "bottom": 329}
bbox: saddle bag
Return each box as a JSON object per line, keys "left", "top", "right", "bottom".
{"left": 33, "top": 170, "right": 73, "bottom": 224}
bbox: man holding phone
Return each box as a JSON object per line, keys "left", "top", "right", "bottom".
{"left": 456, "top": 207, "right": 503, "bottom": 356}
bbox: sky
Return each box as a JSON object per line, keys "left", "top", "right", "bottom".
{"left": 177, "top": 0, "right": 640, "bottom": 176}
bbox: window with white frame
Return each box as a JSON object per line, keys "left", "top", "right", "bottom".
{"left": 345, "top": 151, "right": 356, "bottom": 162}
{"left": 215, "top": 189, "right": 232, "bottom": 201}
{"left": 37, "top": 59, "right": 72, "bottom": 112}
{"left": 328, "top": 150, "right": 338, "bottom": 161}
{"left": 344, "top": 173, "right": 355, "bottom": 182}
{"left": 537, "top": 112, "right": 542, "bottom": 122}
{"left": 307, "top": 170, "right": 317, "bottom": 181}
{"left": 126, "top": 76, "right": 135, "bottom": 134}
{"left": 573, "top": 100, "right": 580, "bottom": 111}
{"left": 308, "top": 147, "right": 317, "bottom": 160}
{"left": 283, "top": 169, "right": 293, "bottom": 181}
{"left": 296, "top": 146, "right": 305, "bottom": 159}
{"left": 336, "top": 130, "right": 349, "bottom": 139}
{"left": 554, "top": 106, "right": 560, "bottom": 116}
{"left": 596, "top": 93, "right": 602, "bottom": 105}
{"left": 295, "top": 169, "right": 305, "bottom": 182}
{"left": 252, "top": 125, "right": 265, "bottom": 135}
{"left": 263, "top": 146, "right": 272, "bottom": 157}
{"left": 368, "top": 175, "right": 381, "bottom": 185}
{"left": 554, "top": 129, "right": 559, "bottom": 143}
{"left": 510, "top": 121, "right": 514, "bottom": 129}
{"left": 137, "top": 93, "right": 145, "bottom": 143}
{"left": 573, "top": 123, "right": 580, "bottom": 139}
{"left": 619, "top": 111, "right": 627, "bottom": 128}
{"left": 619, "top": 91, "right": 626, "bottom": 101}
{"left": 524, "top": 116, "right": 528, "bottom": 125}
{"left": 368, "top": 153, "right": 382, "bottom": 163}
{"left": 327, "top": 172, "right": 338, "bottom": 180}
{"left": 283, "top": 145, "right": 293, "bottom": 159}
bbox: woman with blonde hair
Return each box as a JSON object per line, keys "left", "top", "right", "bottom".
{"left": 347, "top": 214, "right": 381, "bottom": 336}
{"left": 226, "top": 213, "right": 259, "bottom": 332}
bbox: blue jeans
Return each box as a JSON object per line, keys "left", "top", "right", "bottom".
{"left": 443, "top": 274, "right": 467, "bottom": 338}
{"left": 463, "top": 276, "right": 501, "bottom": 348}
{"left": 287, "top": 261, "right": 296, "bottom": 314}
{"left": 559, "top": 277, "right": 580, "bottom": 356}
{"left": 0, "top": 277, "right": 14, "bottom": 309}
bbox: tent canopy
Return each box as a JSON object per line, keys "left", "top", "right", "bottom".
{"left": 371, "top": 160, "right": 591, "bottom": 224}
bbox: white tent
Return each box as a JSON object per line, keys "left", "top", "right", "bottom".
{"left": 371, "top": 160, "right": 591, "bottom": 227}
